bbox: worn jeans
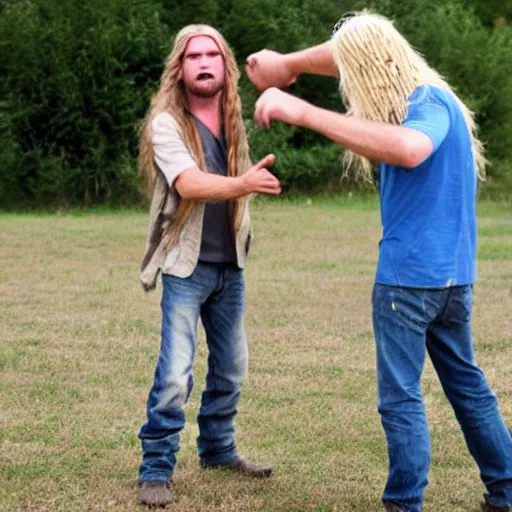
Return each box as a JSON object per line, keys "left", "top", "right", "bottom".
{"left": 138, "top": 262, "right": 248, "bottom": 482}
{"left": 372, "top": 283, "right": 512, "bottom": 511}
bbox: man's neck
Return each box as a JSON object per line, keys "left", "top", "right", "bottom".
{"left": 188, "top": 92, "right": 223, "bottom": 139}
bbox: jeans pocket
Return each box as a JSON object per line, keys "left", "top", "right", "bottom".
{"left": 444, "top": 285, "right": 473, "bottom": 325}
{"left": 373, "top": 284, "right": 428, "bottom": 335}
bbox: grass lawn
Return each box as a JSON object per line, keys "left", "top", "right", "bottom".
{"left": 1, "top": 197, "right": 511, "bottom": 511}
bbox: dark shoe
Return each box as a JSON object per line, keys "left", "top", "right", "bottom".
{"left": 383, "top": 501, "right": 405, "bottom": 512}
{"left": 481, "top": 502, "right": 511, "bottom": 511}
{"left": 201, "top": 454, "right": 272, "bottom": 478}
{"left": 137, "top": 480, "right": 172, "bottom": 508}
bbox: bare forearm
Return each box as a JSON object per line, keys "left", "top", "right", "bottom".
{"left": 285, "top": 42, "right": 338, "bottom": 79}
{"left": 176, "top": 169, "right": 247, "bottom": 202}
{"left": 300, "top": 105, "right": 431, "bottom": 167}
{"left": 175, "top": 155, "right": 280, "bottom": 199}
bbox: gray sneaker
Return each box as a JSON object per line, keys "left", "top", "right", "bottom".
{"left": 137, "top": 480, "right": 172, "bottom": 508}
{"left": 201, "top": 454, "right": 272, "bottom": 478}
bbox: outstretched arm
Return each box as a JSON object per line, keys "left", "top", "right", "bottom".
{"left": 245, "top": 42, "right": 338, "bottom": 91}
{"left": 151, "top": 113, "right": 281, "bottom": 201}
{"left": 254, "top": 88, "right": 434, "bottom": 169}
{"left": 175, "top": 155, "right": 281, "bottom": 201}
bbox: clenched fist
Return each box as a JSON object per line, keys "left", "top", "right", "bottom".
{"left": 245, "top": 50, "right": 297, "bottom": 91}
{"left": 254, "top": 88, "right": 309, "bottom": 129}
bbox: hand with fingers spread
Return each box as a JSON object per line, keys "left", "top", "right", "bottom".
{"left": 241, "top": 154, "right": 281, "bottom": 195}
{"left": 245, "top": 50, "right": 297, "bottom": 91}
{"left": 254, "top": 88, "right": 310, "bottom": 129}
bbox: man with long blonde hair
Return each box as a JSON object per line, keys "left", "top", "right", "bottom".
{"left": 137, "top": 25, "right": 279, "bottom": 507}
{"left": 246, "top": 11, "right": 512, "bottom": 512}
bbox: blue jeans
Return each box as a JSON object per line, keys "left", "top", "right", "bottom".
{"left": 372, "top": 284, "right": 512, "bottom": 511}
{"left": 138, "top": 262, "right": 248, "bottom": 482}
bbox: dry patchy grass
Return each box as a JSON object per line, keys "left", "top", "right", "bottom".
{"left": 1, "top": 197, "right": 511, "bottom": 511}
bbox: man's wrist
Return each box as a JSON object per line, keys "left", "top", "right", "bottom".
{"left": 297, "top": 101, "right": 319, "bottom": 130}
{"left": 236, "top": 175, "right": 250, "bottom": 196}
{"left": 283, "top": 53, "right": 300, "bottom": 82}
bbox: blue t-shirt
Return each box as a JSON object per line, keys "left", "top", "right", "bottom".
{"left": 376, "top": 85, "right": 477, "bottom": 288}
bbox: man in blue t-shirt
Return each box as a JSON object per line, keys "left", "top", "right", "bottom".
{"left": 245, "top": 11, "right": 512, "bottom": 512}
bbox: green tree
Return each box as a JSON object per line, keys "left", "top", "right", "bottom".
{"left": 0, "top": 0, "right": 511, "bottom": 205}
{"left": 0, "top": 0, "right": 170, "bottom": 205}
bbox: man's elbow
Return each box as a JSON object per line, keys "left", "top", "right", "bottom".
{"left": 176, "top": 185, "right": 194, "bottom": 200}
{"left": 177, "top": 186, "right": 206, "bottom": 201}
{"left": 401, "top": 136, "right": 434, "bottom": 168}
{"left": 402, "top": 148, "right": 427, "bottom": 168}
{"left": 174, "top": 173, "right": 198, "bottom": 200}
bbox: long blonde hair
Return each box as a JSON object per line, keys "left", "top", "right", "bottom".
{"left": 331, "top": 12, "right": 486, "bottom": 181}
{"left": 139, "top": 25, "right": 251, "bottom": 251}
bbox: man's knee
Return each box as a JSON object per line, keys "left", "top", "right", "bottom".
{"left": 453, "top": 388, "right": 499, "bottom": 425}
{"left": 154, "top": 375, "right": 194, "bottom": 410}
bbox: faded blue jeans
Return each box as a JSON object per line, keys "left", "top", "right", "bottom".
{"left": 138, "top": 262, "right": 248, "bottom": 482}
{"left": 372, "top": 284, "right": 512, "bottom": 511}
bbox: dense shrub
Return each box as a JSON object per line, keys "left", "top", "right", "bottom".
{"left": 0, "top": 0, "right": 170, "bottom": 205}
{"left": 0, "top": 0, "right": 510, "bottom": 205}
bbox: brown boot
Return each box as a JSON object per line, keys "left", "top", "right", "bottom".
{"left": 201, "top": 454, "right": 272, "bottom": 478}
{"left": 137, "top": 480, "right": 172, "bottom": 508}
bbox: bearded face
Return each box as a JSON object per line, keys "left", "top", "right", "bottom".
{"left": 180, "top": 35, "right": 225, "bottom": 98}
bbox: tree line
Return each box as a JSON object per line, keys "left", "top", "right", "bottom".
{"left": 1, "top": 0, "right": 511, "bottom": 207}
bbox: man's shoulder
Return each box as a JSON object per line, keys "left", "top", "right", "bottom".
{"left": 409, "top": 84, "right": 456, "bottom": 112}
{"left": 151, "top": 111, "right": 181, "bottom": 135}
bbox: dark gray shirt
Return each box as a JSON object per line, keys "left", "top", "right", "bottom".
{"left": 194, "top": 117, "right": 237, "bottom": 264}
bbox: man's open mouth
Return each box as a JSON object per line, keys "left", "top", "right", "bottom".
{"left": 197, "top": 73, "right": 214, "bottom": 81}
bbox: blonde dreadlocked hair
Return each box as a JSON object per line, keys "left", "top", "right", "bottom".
{"left": 331, "top": 12, "right": 486, "bottom": 181}
{"left": 138, "top": 25, "right": 252, "bottom": 252}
